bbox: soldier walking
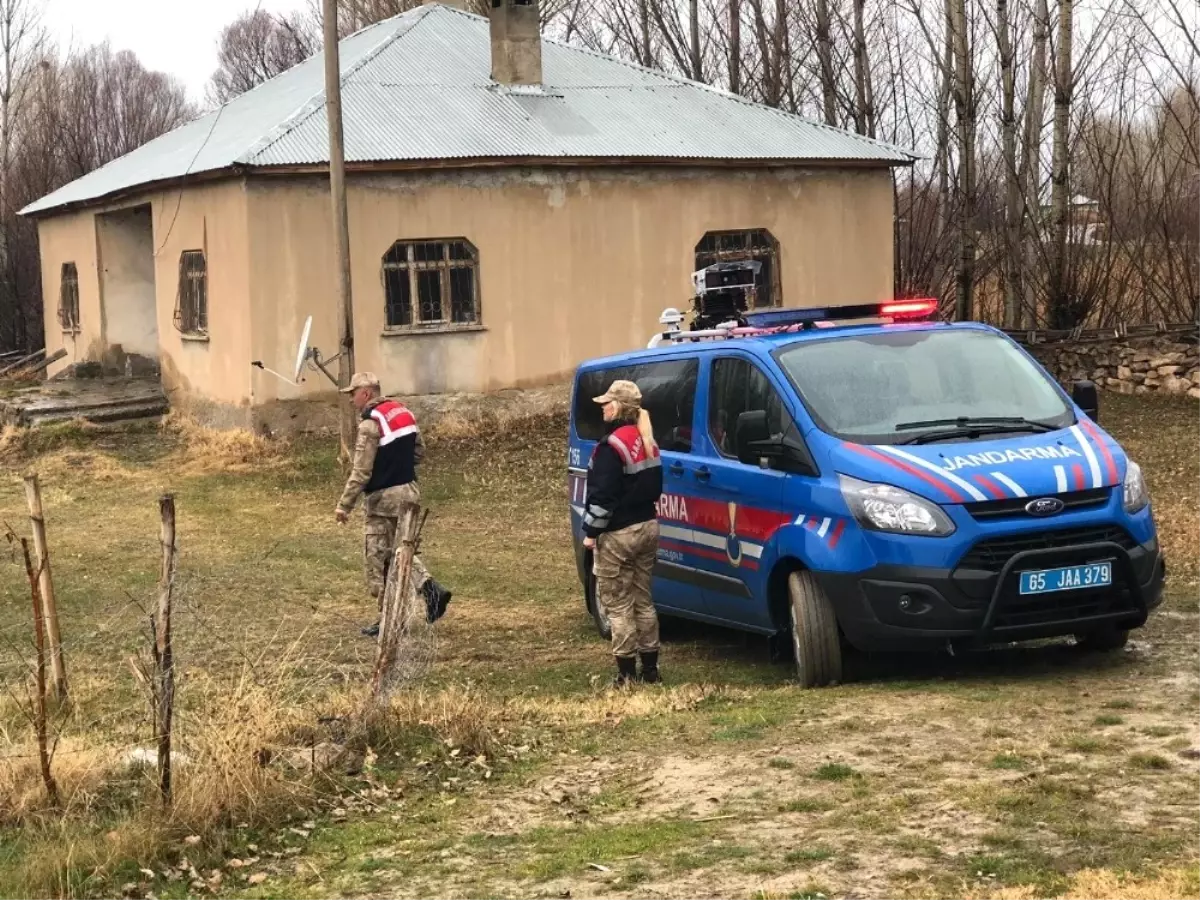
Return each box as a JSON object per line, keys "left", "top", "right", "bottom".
{"left": 581, "top": 380, "right": 664, "bottom": 686}
{"left": 335, "top": 372, "right": 452, "bottom": 635}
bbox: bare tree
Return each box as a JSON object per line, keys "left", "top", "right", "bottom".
{"left": 1046, "top": 0, "right": 1073, "bottom": 327}
{"left": 208, "top": 9, "right": 318, "bottom": 105}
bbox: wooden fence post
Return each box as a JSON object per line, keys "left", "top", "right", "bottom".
{"left": 18, "top": 537, "right": 59, "bottom": 807}
{"left": 155, "top": 494, "right": 177, "bottom": 804}
{"left": 370, "top": 505, "right": 422, "bottom": 700}
{"left": 24, "top": 473, "right": 67, "bottom": 703}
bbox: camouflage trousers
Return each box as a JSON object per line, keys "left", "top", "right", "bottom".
{"left": 594, "top": 520, "right": 660, "bottom": 658}
{"left": 364, "top": 483, "right": 430, "bottom": 607}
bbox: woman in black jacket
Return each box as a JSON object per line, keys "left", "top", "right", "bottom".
{"left": 581, "top": 380, "right": 665, "bottom": 686}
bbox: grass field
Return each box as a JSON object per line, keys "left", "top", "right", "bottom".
{"left": 0, "top": 393, "right": 1196, "bottom": 900}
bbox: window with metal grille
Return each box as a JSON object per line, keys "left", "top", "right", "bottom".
{"left": 173, "top": 250, "right": 208, "bottom": 335}
{"left": 58, "top": 262, "right": 80, "bottom": 331}
{"left": 382, "top": 239, "right": 480, "bottom": 329}
{"left": 695, "top": 229, "right": 781, "bottom": 309}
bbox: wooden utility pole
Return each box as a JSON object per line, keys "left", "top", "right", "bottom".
{"left": 24, "top": 473, "right": 66, "bottom": 702}
{"left": 155, "top": 494, "right": 177, "bottom": 804}
{"left": 323, "top": 0, "right": 356, "bottom": 460}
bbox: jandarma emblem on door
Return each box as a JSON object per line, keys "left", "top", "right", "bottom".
{"left": 726, "top": 501, "right": 743, "bottom": 567}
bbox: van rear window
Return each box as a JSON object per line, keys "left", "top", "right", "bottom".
{"left": 573, "top": 359, "right": 698, "bottom": 452}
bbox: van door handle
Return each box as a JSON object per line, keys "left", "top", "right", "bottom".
{"left": 695, "top": 466, "right": 711, "bottom": 482}
{"left": 668, "top": 462, "right": 685, "bottom": 477}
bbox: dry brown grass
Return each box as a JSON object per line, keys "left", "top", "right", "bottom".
{"left": 954, "top": 866, "right": 1200, "bottom": 899}
{"left": 159, "top": 412, "right": 289, "bottom": 475}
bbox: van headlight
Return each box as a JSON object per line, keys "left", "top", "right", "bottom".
{"left": 1123, "top": 460, "right": 1149, "bottom": 513}
{"left": 838, "top": 475, "right": 955, "bottom": 536}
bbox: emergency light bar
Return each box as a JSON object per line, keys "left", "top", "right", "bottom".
{"left": 648, "top": 298, "right": 940, "bottom": 347}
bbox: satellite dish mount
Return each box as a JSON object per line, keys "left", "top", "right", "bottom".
{"left": 250, "top": 315, "right": 343, "bottom": 388}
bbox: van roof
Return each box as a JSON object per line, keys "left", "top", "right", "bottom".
{"left": 577, "top": 319, "right": 1000, "bottom": 372}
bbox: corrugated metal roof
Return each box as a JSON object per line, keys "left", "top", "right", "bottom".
{"left": 22, "top": 5, "right": 915, "bottom": 216}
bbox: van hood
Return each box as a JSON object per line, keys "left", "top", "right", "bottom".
{"left": 829, "top": 420, "right": 1126, "bottom": 504}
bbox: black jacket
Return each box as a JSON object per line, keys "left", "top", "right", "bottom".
{"left": 582, "top": 424, "right": 663, "bottom": 539}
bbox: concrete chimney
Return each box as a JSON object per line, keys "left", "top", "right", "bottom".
{"left": 489, "top": 0, "right": 542, "bottom": 86}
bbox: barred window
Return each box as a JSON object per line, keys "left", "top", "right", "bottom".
{"left": 383, "top": 239, "right": 480, "bottom": 329}
{"left": 173, "top": 250, "right": 207, "bottom": 335}
{"left": 58, "top": 262, "right": 79, "bottom": 331}
{"left": 695, "top": 229, "right": 781, "bottom": 309}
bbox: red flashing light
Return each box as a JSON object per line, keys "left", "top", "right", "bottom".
{"left": 880, "top": 298, "right": 939, "bottom": 319}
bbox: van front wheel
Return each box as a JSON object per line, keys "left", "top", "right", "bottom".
{"left": 788, "top": 571, "right": 843, "bottom": 688}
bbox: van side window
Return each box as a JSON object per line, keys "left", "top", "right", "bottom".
{"left": 574, "top": 359, "right": 699, "bottom": 452}
{"left": 708, "top": 357, "right": 792, "bottom": 458}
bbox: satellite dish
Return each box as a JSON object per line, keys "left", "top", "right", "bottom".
{"left": 293, "top": 315, "right": 313, "bottom": 382}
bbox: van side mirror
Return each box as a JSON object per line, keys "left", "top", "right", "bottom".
{"left": 735, "top": 410, "right": 819, "bottom": 476}
{"left": 1072, "top": 380, "right": 1099, "bottom": 421}
{"left": 735, "top": 410, "right": 771, "bottom": 464}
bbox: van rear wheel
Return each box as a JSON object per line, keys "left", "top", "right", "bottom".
{"left": 788, "top": 571, "right": 842, "bottom": 688}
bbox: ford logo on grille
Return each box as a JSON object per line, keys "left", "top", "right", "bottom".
{"left": 1025, "top": 497, "right": 1065, "bottom": 517}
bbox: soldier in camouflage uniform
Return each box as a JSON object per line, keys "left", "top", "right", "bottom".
{"left": 581, "top": 380, "right": 664, "bottom": 686}
{"left": 335, "top": 372, "right": 452, "bottom": 636}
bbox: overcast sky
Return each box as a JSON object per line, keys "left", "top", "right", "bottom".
{"left": 41, "top": 0, "right": 309, "bottom": 103}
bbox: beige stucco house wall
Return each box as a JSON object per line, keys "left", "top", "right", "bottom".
{"left": 35, "top": 164, "right": 894, "bottom": 429}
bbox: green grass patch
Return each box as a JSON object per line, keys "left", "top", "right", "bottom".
{"left": 812, "top": 763, "right": 859, "bottom": 782}
{"left": 1128, "top": 753, "right": 1172, "bottom": 771}
{"left": 990, "top": 753, "right": 1029, "bottom": 770}
{"left": 785, "top": 846, "right": 835, "bottom": 865}
{"left": 1093, "top": 714, "right": 1125, "bottom": 727}
{"left": 768, "top": 757, "right": 796, "bottom": 770}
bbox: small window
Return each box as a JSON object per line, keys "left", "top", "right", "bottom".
{"left": 58, "top": 262, "right": 80, "bottom": 331}
{"left": 573, "top": 359, "right": 698, "bottom": 452}
{"left": 383, "top": 239, "right": 480, "bottom": 329}
{"left": 173, "top": 250, "right": 207, "bottom": 335}
{"left": 695, "top": 229, "right": 781, "bottom": 309}
{"left": 708, "top": 357, "right": 793, "bottom": 458}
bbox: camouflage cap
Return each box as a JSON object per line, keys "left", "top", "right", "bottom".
{"left": 593, "top": 379, "right": 642, "bottom": 407}
{"left": 340, "top": 372, "right": 380, "bottom": 394}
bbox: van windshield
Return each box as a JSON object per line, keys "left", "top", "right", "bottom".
{"left": 775, "top": 328, "right": 1075, "bottom": 444}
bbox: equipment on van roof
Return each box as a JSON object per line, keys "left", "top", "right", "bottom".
{"left": 648, "top": 292, "right": 940, "bottom": 348}
{"left": 690, "top": 260, "right": 762, "bottom": 330}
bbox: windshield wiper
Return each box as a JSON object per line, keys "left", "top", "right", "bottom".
{"left": 894, "top": 416, "right": 1059, "bottom": 445}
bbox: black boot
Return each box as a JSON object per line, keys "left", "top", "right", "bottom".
{"left": 361, "top": 620, "right": 380, "bottom": 638}
{"left": 613, "top": 655, "right": 637, "bottom": 687}
{"left": 639, "top": 651, "right": 661, "bottom": 684}
{"left": 423, "top": 579, "right": 453, "bottom": 623}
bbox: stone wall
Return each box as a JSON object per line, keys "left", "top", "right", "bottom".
{"left": 1027, "top": 334, "right": 1199, "bottom": 400}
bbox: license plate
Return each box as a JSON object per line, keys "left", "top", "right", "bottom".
{"left": 1019, "top": 562, "right": 1113, "bottom": 595}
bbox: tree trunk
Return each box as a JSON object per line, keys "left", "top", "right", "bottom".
{"left": 935, "top": 0, "right": 953, "bottom": 278}
{"left": 852, "top": 0, "right": 873, "bottom": 136}
{"left": 815, "top": 0, "right": 836, "bottom": 125}
{"left": 948, "top": 0, "right": 976, "bottom": 321}
{"left": 1019, "top": 0, "right": 1049, "bottom": 329}
{"left": 689, "top": 0, "right": 701, "bottom": 80}
{"left": 998, "top": 0, "right": 1021, "bottom": 327}
{"left": 1048, "top": 0, "right": 1074, "bottom": 328}
{"left": 639, "top": 0, "right": 651, "bottom": 67}
{"left": 729, "top": 0, "right": 740, "bottom": 93}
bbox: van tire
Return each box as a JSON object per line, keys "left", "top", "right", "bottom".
{"left": 585, "top": 567, "right": 612, "bottom": 640}
{"left": 1075, "top": 625, "right": 1129, "bottom": 651}
{"left": 788, "top": 571, "right": 842, "bottom": 688}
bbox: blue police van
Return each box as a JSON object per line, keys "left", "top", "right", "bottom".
{"left": 567, "top": 298, "right": 1166, "bottom": 687}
